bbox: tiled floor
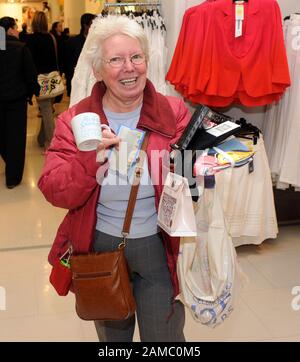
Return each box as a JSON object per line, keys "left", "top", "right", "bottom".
{"left": 0, "top": 96, "right": 300, "bottom": 341}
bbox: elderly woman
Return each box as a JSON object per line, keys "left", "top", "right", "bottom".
{"left": 38, "top": 16, "right": 190, "bottom": 342}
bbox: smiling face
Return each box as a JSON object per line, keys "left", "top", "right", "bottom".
{"left": 94, "top": 34, "right": 147, "bottom": 112}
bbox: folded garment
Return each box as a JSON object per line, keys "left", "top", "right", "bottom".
{"left": 194, "top": 154, "right": 231, "bottom": 176}
{"left": 208, "top": 137, "right": 251, "bottom": 154}
{"left": 217, "top": 151, "right": 254, "bottom": 165}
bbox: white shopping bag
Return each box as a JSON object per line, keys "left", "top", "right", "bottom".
{"left": 157, "top": 172, "right": 197, "bottom": 237}
{"left": 37, "top": 71, "right": 64, "bottom": 100}
{"left": 176, "top": 187, "right": 239, "bottom": 328}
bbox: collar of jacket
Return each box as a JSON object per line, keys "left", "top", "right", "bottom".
{"left": 87, "top": 80, "right": 177, "bottom": 138}
{"left": 219, "top": 0, "right": 260, "bottom": 16}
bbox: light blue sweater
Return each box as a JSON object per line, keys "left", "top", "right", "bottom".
{"left": 96, "top": 106, "right": 158, "bottom": 238}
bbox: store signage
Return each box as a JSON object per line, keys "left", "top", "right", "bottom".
{"left": 292, "top": 25, "right": 300, "bottom": 51}
{"left": 0, "top": 26, "right": 5, "bottom": 50}
{"left": 0, "top": 286, "right": 6, "bottom": 311}
{"left": 291, "top": 286, "right": 300, "bottom": 311}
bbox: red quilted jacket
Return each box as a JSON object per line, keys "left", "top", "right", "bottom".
{"left": 38, "top": 80, "right": 191, "bottom": 297}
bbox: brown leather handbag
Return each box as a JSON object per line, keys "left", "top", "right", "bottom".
{"left": 70, "top": 133, "right": 149, "bottom": 321}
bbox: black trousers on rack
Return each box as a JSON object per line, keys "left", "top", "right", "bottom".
{"left": 0, "top": 98, "right": 27, "bottom": 187}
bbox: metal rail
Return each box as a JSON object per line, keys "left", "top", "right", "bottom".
{"left": 104, "top": 2, "right": 161, "bottom": 7}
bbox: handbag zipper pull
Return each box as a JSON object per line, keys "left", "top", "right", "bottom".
{"left": 60, "top": 245, "right": 73, "bottom": 268}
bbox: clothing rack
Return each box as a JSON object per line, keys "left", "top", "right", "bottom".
{"left": 273, "top": 187, "right": 300, "bottom": 226}
{"left": 104, "top": 2, "right": 161, "bottom": 7}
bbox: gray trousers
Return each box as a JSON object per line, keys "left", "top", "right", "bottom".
{"left": 93, "top": 230, "right": 185, "bottom": 342}
{"left": 37, "top": 98, "right": 54, "bottom": 149}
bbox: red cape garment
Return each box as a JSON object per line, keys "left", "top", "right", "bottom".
{"left": 166, "top": 1, "right": 215, "bottom": 93}
{"left": 198, "top": 0, "right": 290, "bottom": 106}
{"left": 166, "top": 0, "right": 290, "bottom": 107}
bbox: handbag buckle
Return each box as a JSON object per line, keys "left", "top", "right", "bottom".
{"left": 118, "top": 233, "right": 128, "bottom": 249}
{"left": 135, "top": 164, "right": 143, "bottom": 178}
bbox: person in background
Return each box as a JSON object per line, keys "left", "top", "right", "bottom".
{"left": 50, "top": 21, "right": 62, "bottom": 37}
{"left": 50, "top": 21, "right": 65, "bottom": 74}
{"left": 0, "top": 16, "right": 39, "bottom": 188}
{"left": 19, "top": 23, "right": 29, "bottom": 43}
{"left": 27, "top": 11, "right": 58, "bottom": 150}
{"left": 50, "top": 21, "right": 65, "bottom": 71}
{"left": 42, "top": 1, "right": 51, "bottom": 27}
{"left": 65, "top": 13, "right": 96, "bottom": 96}
{"left": 50, "top": 21, "right": 66, "bottom": 105}
{"left": 61, "top": 27, "right": 70, "bottom": 43}
{"left": 38, "top": 16, "right": 190, "bottom": 342}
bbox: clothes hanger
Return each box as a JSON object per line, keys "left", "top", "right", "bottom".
{"left": 284, "top": 12, "right": 300, "bottom": 21}
{"left": 235, "top": 118, "right": 261, "bottom": 145}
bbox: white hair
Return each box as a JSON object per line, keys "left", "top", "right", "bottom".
{"left": 70, "top": 15, "right": 149, "bottom": 106}
{"left": 85, "top": 15, "right": 149, "bottom": 71}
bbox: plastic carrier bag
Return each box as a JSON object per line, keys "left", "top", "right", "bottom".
{"left": 176, "top": 187, "right": 239, "bottom": 328}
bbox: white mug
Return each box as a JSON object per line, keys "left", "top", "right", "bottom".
{"left": 71, "top": 112, "right": 111, "bottom": 152}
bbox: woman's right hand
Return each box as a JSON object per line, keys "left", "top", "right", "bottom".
{"left": 96, "top": 129, "right": 120, "bottom": 164}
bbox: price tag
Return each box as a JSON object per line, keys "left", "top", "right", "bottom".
{"left": 248, "top": 159, "right": 254, "bottom": 174}
{"left": 235, "top": 3, "right": 244, "bottom": 38}
{"left": 235, "top": 4, "right": 244, "bottom": 20}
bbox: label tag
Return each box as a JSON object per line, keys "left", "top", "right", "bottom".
{"left": 206, "top": 121, "right": 240, "bottom": 137}
{"left": 235, "top": 4, "right": 244, "bottom": 38}
{"left": 235, "top": 20, "right": 243, "bottom": 38}
{"left": 248, "top": 159, "right": 254, "bottom": 174}
{"left": 235, "top": 4, "right": 244, "bottom": 20}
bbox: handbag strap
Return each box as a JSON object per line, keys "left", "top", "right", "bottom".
{"left": 119, "top": 132, "right": 150, "bottom": 249}
{"left": 49, "top": 33, "right": 60, "bottom": 71}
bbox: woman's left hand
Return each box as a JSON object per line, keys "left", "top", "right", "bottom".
{"left": 96, "top": 129, "right": 120, "bottom": 164}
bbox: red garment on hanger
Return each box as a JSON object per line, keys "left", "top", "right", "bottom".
{"left": 166, "top": 0, "right": 291, "bottom": 107}
{"left": 166, "top": 1, "right": 213, "bottom": 92}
